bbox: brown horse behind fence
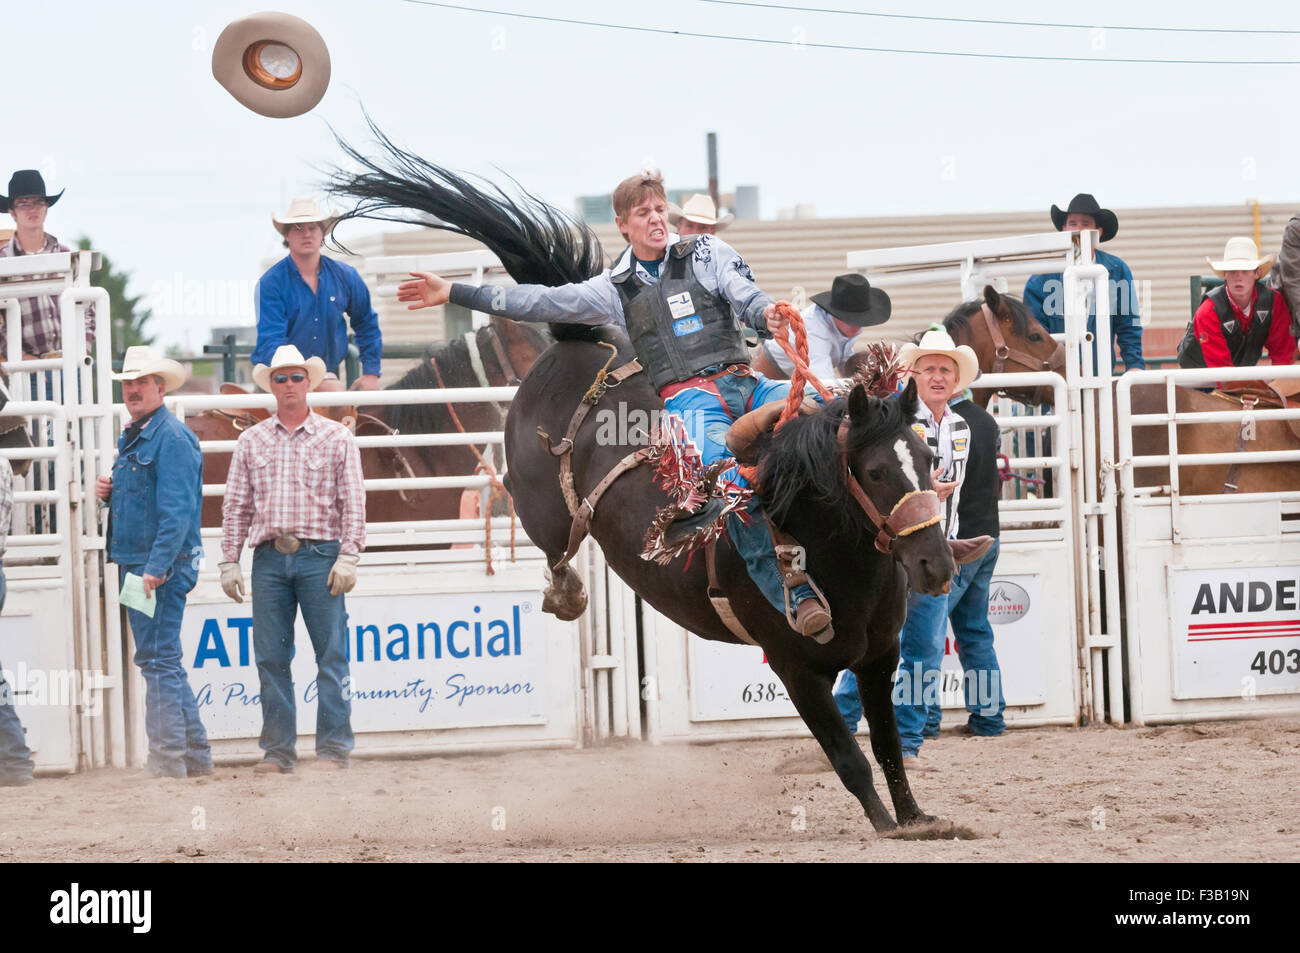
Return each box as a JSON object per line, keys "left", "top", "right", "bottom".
{"left": 186, "top": 316, "right": 550, "bottom": 529}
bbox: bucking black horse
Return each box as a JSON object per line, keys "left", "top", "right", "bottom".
{"left": 328, "top": 124, "right": 958, "bottom": 831}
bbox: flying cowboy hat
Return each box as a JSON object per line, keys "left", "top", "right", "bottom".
{"left": 898, "top": 327, "right": 980, "bottom": 392}
{"left": 112, "top": 345, "right": 189, "bottom": 392}
{"left": 667, "top": 193, "right": 734, "bottom": 230}
{"left": 252, "top": 344, "right": 327, "bottom": 392}
{"left": 211, "top": 12, "right": 331, "bottom": 119}
{"left": 1049, "top": 193, "right": 1119, "bottom": 243}
{"left": 811, "top": 273, "right": 891, "bottom": 328}
{"left": 0, "top": 170, "right": 63, "bottom": 214}
{"left": 1207, "top": 236, "right": 1275, "bottom": 278}
{"left": 272, "top": 197, "right": 338, "bottom": 238}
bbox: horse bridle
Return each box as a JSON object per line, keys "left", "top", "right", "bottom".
{"left": 836, "top": 416, "right": 942, "bottom": 554}
{"left": 980, "top": 303, "right": 1066, "bottom": 395}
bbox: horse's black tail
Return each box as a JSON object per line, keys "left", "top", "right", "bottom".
{"left": 325, "top": 114, "right": 606, "bottom": 288}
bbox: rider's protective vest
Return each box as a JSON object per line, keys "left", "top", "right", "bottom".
{"left": 610, "top": 238, "right": 753, "bottom": 393}
{"left": 1178, "top": 283, "right": 1275, "bottom": 369}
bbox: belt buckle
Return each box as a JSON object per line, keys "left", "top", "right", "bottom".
{"left": 274, "top": 535, "right": 301, "bottom": 555}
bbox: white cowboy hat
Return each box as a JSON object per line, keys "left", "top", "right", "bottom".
{"left": 1207, "top": 236, "right": 1275, "bottom": 277}
{"left": 211, "top": 12, "right": 331, "bottom": 119}
{"left": 667, "top": 193, "right": 734, "bottom": 230}
{"left": 252, "top": 345, "right": 328, "bottom": 391}
{"left": 112, "top": 346, "right": 188, "bottom": 392}
{"left": 272, "top": 197, "right": 338, "bottom": 238}
{"left": 898, "top": 328, "right": 980, "bottom": 392}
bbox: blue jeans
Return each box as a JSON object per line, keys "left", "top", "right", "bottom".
{"left": 891, "top": 591, "right": 951, "bottom": 756}
{"left": 0, "top": 571, "right": 36, "bottom": 783}
{"left": 666, "top": 371, "right": 815, "bottom": 614}
{"left": 252, "top": 541, "right": 353, "bottom": 767}
{"left": 940, "top": 540, "right": 1005, "bottom": 735}
{"left": 124, "top": 562, "right": 211, "bottom": 777}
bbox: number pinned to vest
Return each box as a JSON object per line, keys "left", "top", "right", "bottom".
{"left": 667, "top": 292, "right": 696, "bottom": 319}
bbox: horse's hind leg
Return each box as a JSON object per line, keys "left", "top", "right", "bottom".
{"left": 542, "top": 563, "right": 588, "bottom": 621}
{"left": 768, "top": 653, "right": 897, "bottom": 831}
{"left": 856, "top": 650, "right": 933, "bottom": 826}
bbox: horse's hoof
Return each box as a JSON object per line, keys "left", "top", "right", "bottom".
{"left": 542, "top": 587, "right": 587, "bottom": 621}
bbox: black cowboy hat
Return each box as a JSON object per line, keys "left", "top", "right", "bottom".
{"left": 810, "top": 273, "right": 891, "bottom": 328}
{"left": 1050, "top": 193, "right": 1118, "bottom": 243}
{"left": 0, "top": 170, "right": 63, "bottom": 214}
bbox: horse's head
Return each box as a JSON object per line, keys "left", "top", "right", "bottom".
{"left": 946, "top": 286, "right": 1063, "bottom": 407}
{"left": 486, "top": 314, "right": 551, "bottom": 384}
{"left": 841, "top": 379, "right": 956, "bottom": 595}
{"left": 755, "top": 380, "right": 956, "bottom": 596}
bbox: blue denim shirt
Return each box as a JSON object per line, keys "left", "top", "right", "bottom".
{"left": 252, "top": 255, "right": 383, "bottom": 376}
{"left": 1023, "top": 248, "right": 1144, "bottom": 371}
{"left": 107, "top": 405, "right": 203, "bottom": 577}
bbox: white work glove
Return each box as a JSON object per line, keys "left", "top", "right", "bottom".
{"left": 219, "top": 562, "right": 245, "bottom": 603}
{"left": 327, "top": 554, "right": 360, "bottom": 596}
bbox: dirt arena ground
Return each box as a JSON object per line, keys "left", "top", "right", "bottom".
{"left": 3, "top": 717, "right": 1297, "bottom": 863}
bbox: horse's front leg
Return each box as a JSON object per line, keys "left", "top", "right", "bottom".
{"left": 856, "top": 647, "right": 934, "bottom": 826}
{"left": 766, "top": 649, "right": 897, "bottom": 832}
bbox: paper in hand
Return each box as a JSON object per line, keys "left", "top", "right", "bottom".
{"left": 120, "top": 572, "right": 156, "bottom": 618}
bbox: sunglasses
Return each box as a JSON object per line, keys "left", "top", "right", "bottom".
{"left": 271, "top": 372, "right": 308, "bottom": 384}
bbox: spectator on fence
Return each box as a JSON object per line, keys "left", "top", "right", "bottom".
{"left": 1273, "top": 214, "right": 1300, "bottom": 341}
{"left": 0, "top": 392, "right": 35, "bottom": 786}
{"left": 833, "top": 327, "right": 979, "bottom": 762}
{"left": 251, "top": 198, "right": 382, "bottom": 392}
{"left": 933, "top": 394, "right": 1006, "bottom": 738}
{"left": 1178, "top": 237, "right": 1295, "bottom": 373}
{"left": 219, "top": 345, "right": 366, "bottom": 773}
{"left": 759, "top": 273, "right": 891, "bottom": 380}
{"left": 94, "top": 347, "right": 212, "bottom": 779}
{"left": 1023, "top": 193, "right": 1143, "bottom": 373}
{"left": 668, "top": 193, "right": 733, "bottom": 237}
{"left": 0, "top": 169, "right": 96, "bottom": 358}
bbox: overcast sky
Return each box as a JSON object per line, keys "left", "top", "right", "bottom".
{"left": 6, "top": 0, "right": 1298, "bottom": 352}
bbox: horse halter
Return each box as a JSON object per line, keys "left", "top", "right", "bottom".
{"left": 836, "top": 416, "right": 942, "bottom": 554}
{"left": 980, "top": 302, "right": 1066, "bottom": 375}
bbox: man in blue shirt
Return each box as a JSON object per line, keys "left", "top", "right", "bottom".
{"left": 252, "top": 198, "right": 383, "bottom": 390}
{"left": 1023, "top": 193, "right": 1144, "bottom": 373}
{"left": 94, "top": 347, "right": 211, "bottom": 778}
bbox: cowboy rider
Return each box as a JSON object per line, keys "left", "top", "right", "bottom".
{"left": 1179, "top": 236, "right": 1296, "bottom": 373}
{"left": 758, "top": 273, "right": 891, "bottom": 381}
{"left": 397, "top": 170, "right": 833, "bottom": 640}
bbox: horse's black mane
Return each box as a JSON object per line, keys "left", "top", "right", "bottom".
{"left": 325, "top": 114, "right": 606, "bottom": 294}
{"left": 757, "top": 392, "right": 912, "bottom": 537}
{"left": 939, "top": 293, "right": 1034, "bottom": 341}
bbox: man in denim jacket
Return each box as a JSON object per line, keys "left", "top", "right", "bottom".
{"left": 95, "top": 347, "right": 211, "bottom": 778}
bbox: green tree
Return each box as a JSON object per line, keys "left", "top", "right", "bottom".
{"left": 76, "top": 236, "right": 154, "bottom": 359}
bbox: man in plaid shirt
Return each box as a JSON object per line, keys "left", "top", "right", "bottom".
{"left": 219, "top": 345, "right": 366, "bottom": 773}
{"left": 0, "top": 170, "right": 95, "bottom": 357}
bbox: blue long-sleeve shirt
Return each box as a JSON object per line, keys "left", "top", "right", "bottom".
{"left": 1023, "top": 248, "right": 1144, "bottom": 371}
{"left": 252, "top": 255, "right": 383, "bottom": 377}
{"left": 107, "top": 406, "right": 203, "bottom": 578}
{"left": 447, "top": 234, "right": 773, "bottom": 337}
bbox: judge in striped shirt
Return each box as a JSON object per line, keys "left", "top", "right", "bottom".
{"left": 834, "top": 328, "right": 979, "bottom": 763}
{"left": 219, "top": 345, "right": 366, "bottom": 773}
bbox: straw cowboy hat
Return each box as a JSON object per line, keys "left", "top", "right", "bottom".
{"left": 899, "top": 327, "right": 980, "bottom": 391}
{"left": 272, "top": 197, "right": 338, "bottom": 238}
{"left": 811, "top": 273, "right": 891, "bottom": 328}
{"left": 667, "top": 193, "right": 734, "bottom": 230}
{"left": 211, "top": 11, "right": 331, "bottom": 119}
{"left": 0, "top": 170, "right": 63, "bottom": 213}
{"left": 112, "top": 346, "right": 188, "bottom": 392}
{"left": 253, "top": 344, "right": 327, "bottom": 391}
{"left": 1207, "top": 236, "right": 1275, "bottom": 277}
{"left": 1050, "top": 193, "right": 1119, "bottom": 243}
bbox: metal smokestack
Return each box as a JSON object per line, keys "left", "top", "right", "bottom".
{"left": 707, "top": 132, "right": 719, "bottom": 210}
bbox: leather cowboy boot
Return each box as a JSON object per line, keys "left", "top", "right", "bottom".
{"left": 794, "top": 599, "right": 833, "bottom": 641}
{"left": 661, "top": 496, "right": 726, "bottom": 547}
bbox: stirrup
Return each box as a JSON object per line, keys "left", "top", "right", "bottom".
{"left": 782, "top": 579, "right": 834, "bottom": 644}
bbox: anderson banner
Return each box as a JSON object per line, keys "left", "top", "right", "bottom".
{"left": 179, "top": 589, "right": 549, "bottom": 738}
